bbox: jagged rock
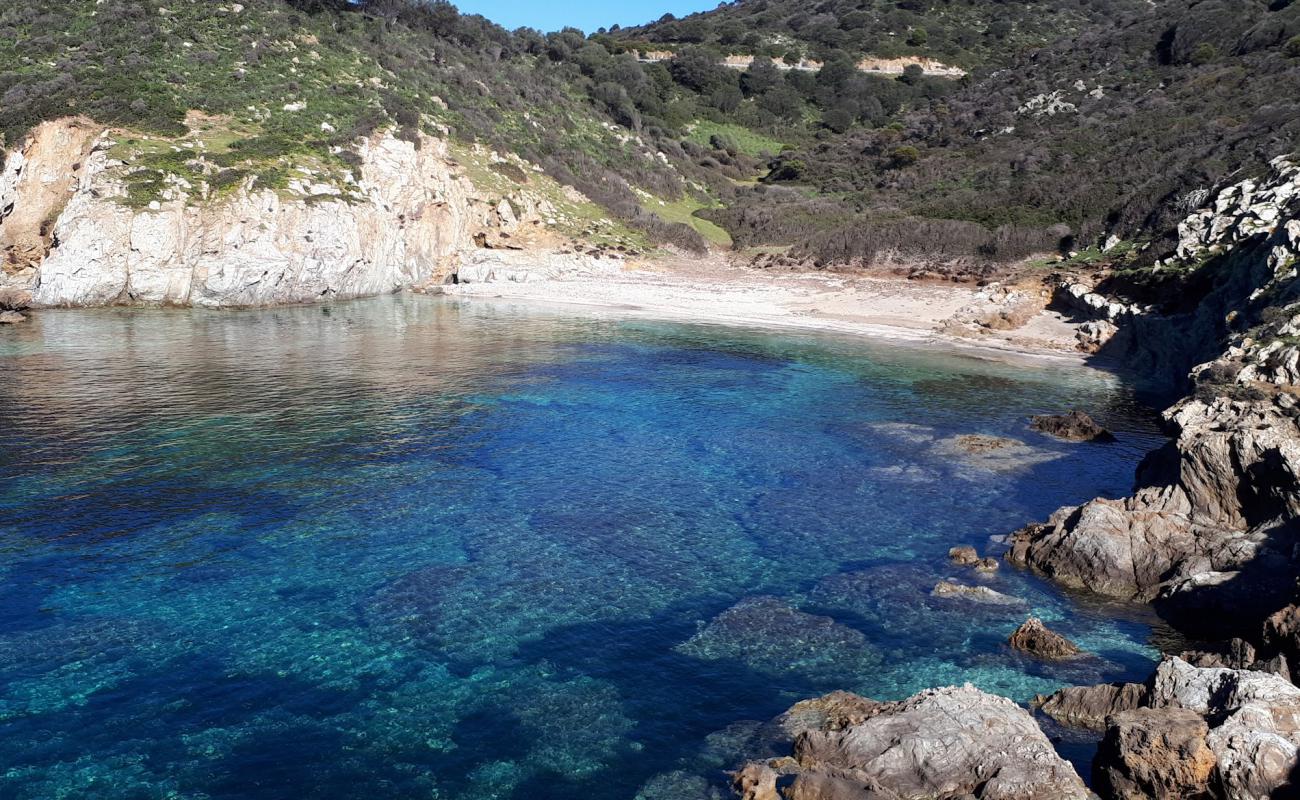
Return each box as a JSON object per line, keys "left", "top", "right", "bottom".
{"left": 776, "top": 691, "right": 883, "bottom": 739}
{"left": 1036, "top": 682, "right": 1148, "bottom": 730}
{"left": 732, "top": 763, "right": 780, "bottom": 800}
{"left": 1007, "top": 394, "right": 1300, "bottom": 637}
{"left": 1180, "top": 638, "right": 1257, "bottom": 670}
{"left": 1008, "top": 617, "right": 1081, "bottom": 660}
{"left": 1029, "top": 410, "right": 1115, "bottom": 442}
{"left": 1076, "top": 319, "right": 1119, "bottom": 353}
{"left": 752, "top": 684, "right": 1089, "bottom": 800}
{"left": 948, "top": 545, "right": 980, "bottom": 565}
{"left": 1263, "top": 605, "right": 1300, "bottom": 668}
{"left": 1147, "top": 657, "right": 1300, "bottom": 717}
{"left": 1092, "top": 707, "right": 1217, "bottom": 800}
{"left": 930, "top": 580, "right": 1024, "bottom": 606}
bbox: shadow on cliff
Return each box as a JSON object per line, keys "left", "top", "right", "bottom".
{"left": 1050, "top": 232, "right": 1300, "bottom": 642}
{"left": 1064, "top": 231, "right": 1298, "bottom": 404}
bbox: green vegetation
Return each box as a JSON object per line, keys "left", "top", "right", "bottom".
{"left": 646, "top": 195, "right": 733, "bottom": 247}
{"left": 684, "top": 121, "right": 784, "bottom": 160}
{"left": 610, "top": 0, "right": 1140, "bottom": 69}
{"left": 4, "top": 0, "right": 1299, "bottom": 268}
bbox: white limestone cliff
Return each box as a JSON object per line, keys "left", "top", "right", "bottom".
{"left": 0, "top": 118, "right": 598, "bottom": 308}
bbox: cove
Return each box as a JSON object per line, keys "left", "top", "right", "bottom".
{"left": 0, "top": 295, "right": 1170, "bottom": 800}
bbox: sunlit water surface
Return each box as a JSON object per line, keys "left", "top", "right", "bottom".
{"left": 0, "top": 296, "right": 1169, "bottom": 799}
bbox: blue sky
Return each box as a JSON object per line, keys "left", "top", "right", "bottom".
{"left": 452, "top": 1, "right": 718, "bottom": 33}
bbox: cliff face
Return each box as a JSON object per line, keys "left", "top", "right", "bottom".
{"left": 1010, "top": 156, "right": 1300, "bottom": 637}
{"left": 0, "top": 118, "right": 572, "bottom": 308}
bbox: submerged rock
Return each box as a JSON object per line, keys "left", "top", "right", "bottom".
{"left": 1009, "top": 617, "right": 1081, "bottom": 660}
{"left": 676, "top": 596, "right": 881, "bottom": 681}
{"left": 930, "top": 580, "right": 1024, "bottom": 606}
{"left": 0, "top": 309, "right": 25, "bottom": 323}
{"left": 1030, "top": 410, "right": 1115, "bottom": 442}
{"left": 734, "top": 684, "right": 1089, "bottom": 800}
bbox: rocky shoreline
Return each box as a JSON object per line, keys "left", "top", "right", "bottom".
{"left": 7, "top": 115, "right": 1300, "bottom": 800}
{"left": 733, "top": 157, "right": 1300, "bottom": 799}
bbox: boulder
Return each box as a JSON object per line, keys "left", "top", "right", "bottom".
{"left": 790, "top": 684, "right": 1089, "bottom": 800}
{"left": 1009, "top": 617, "right": 1081, "bottom": 660}
{"left": 1147, "top": 657, "right": 1300, "bottom": 716}
{"left": 733, "top": 763, "right": 781, "bottom": 800}
{"left": 930, "top": 581, "right": 1024, "bottom": 606}
{"left": 1030, "top": 410, "right": 1116, "bottom": 442}
{"left": 0, "top": 286, "right": 32, "bottom": 311}
{"left": 0, "top": 309, "right": 25, "bottom": 324}
{"left": 1036, "top": 682, "right": 1148, "bottom": 730}
{"left": 947, "top": 546, "right": 999, "bottom": 572}
{"left": 948, "top": 545, "right": 980, "bottom": 566}
{"left": 1092, "top": 707, "right": 1216, "bottom": 799}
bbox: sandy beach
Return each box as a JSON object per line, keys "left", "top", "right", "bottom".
{"left": 441, "top": 253, "right": 1087, "bottom": 360}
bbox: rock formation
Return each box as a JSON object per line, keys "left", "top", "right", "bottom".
{"left": 1008, "top": 617, "right": 1082, "bottom": 660}
{"left": 0, "top": 118, "right": 608, "bottom": 308}
{"left": 1007, "top": 157, "right": 1300, "bottom": 638}
{"left": 1044, "top": 658, "right": 1300, "bottom": 800}
{"left": 732, "top": 685, "right": 1089, "bottom": 800}
{"left": 1030, "top": 410, "right": 1115, "bottom": 441}
{"left": 1035, "top": 681, "right": 1148, "bottom": 730}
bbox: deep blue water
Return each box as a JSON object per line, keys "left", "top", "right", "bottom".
{"left": 0, "top": 296, "right": 1169, "bottom": 799}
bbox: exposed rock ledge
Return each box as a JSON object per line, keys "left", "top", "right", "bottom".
{"left": 731, "top": 157, "right": 1300, "bottom": 800}
{"left": 0, "top": 117, "right": 607, "bottom": 308}
{"left": 1008, "top": 156, "right": 1300, "bottom": 638}
{"left": 734, "top": 684, "right": 1088, "bottom": 800}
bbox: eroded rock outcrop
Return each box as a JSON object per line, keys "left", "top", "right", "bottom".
{"left": 1008, "top": 617, "right": 1082, "bottom": 660}
{"left": 1030, "top": 410, "right": 1115, "bottom": 442}
{"left": 0, "top": 117, "right": 605, "bottom": 308}
{"left": 1061, "top": 657, "right": 1300, "bottom": 800}
{"left": 733, "top": 685, "right": 1089, "bottom": 800}
{"left": 1007, "top": 157, "right": 1300, "bottom": 638}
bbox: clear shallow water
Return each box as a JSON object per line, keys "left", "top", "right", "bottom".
{"left": 0, "top": 296, "right": 1168, "bottom": 799}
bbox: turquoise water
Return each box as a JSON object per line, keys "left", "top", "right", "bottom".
{"left": 0, "top": 296, "right": 1167, "bottom": 799}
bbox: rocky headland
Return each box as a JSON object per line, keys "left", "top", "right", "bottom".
{"left": 729, "top": 156, "right": 1300, "bottom": 799}
{"left": 0, "top": 117, "right": 624, "bottom": 309}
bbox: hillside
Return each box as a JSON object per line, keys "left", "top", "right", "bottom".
{"left": 704, "top": 0, "right": 1300, "bottom": 270}
{"left": 611, "top": 0, "right": 1144, "bottom": 70}
{"left": 4, "top": 0, "right": 1300, "bottom": 276}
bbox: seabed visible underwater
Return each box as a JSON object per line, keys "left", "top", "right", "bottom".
{"left": 0, "top": 296, "right": 1170, "bottom": 799}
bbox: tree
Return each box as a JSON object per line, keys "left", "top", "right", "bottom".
{"left": 669, "top": 46, "right": 731, "bottom": 93}
{"left": 822, "top": 107, "right": 854, "bottom": 133}
{"left": 1287, "top": 35, "right": 1300, "bottom": 58}
{"left": 710, "top": 84, "right": 744, "bottom": 113}
{"left": 758, "top": 85, "right": 804, "bottom": 122}
{"left": 741, "top": 58, "right": 780, "bottom": 96}
{"left": 1190, "top": 42, "right": 1218, "bottom": 65}
{"left": 908, "top": 27, "right": 928, "bottom": 47}
{"left": 889, "top": 145, "right": 920, "bottom": 167}
{"left": 817, "top": 51, "right": 857, "bottom": 90}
